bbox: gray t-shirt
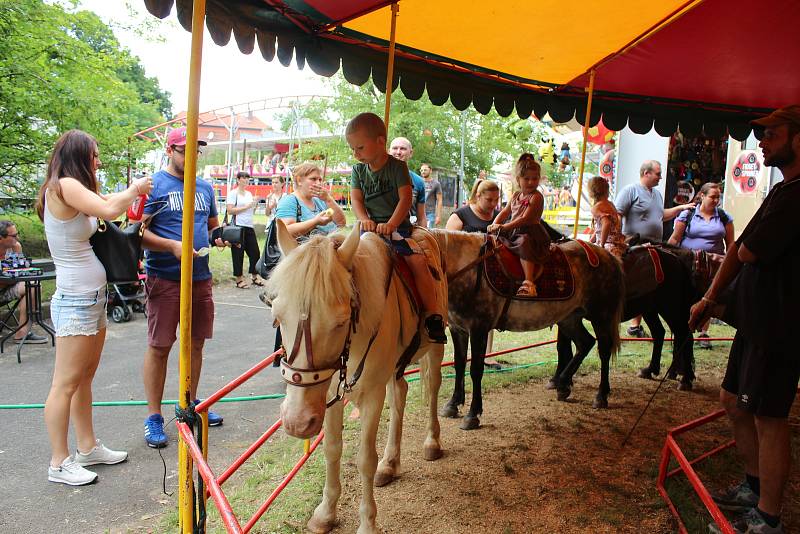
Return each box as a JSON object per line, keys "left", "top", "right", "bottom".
{"left": 614, "top": 183, "right": 664, "bottom": 242}
{"left": 424, "top": 179, "right": 442, "bottom": 218}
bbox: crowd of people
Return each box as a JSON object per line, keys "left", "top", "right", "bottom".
{"left": 26, "top": 101, "right": 800, "bottom": 534}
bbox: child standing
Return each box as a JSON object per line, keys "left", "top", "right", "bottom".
{"left": 488, "top": 153, "right": 551, "bottom": 297}
{"left": 588, "top": 176, "right": 626, "bottom": 258}
{"left": 345, "top": 112, "right": 447, "bottom": 343}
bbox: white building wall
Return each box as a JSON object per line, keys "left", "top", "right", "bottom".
{"left": 614, "top": 125, "right": 670, "bottom": 200}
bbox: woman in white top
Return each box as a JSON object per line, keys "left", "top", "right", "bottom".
{"left": 36, "top": 130, "right": 152, "bottom": 486}
{"left": 226, "top": 171, "right": 264, "bottom": 289}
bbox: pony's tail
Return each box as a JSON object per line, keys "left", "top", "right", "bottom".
{"left": 610, "top": 270, "right": 625, "bottom": 363}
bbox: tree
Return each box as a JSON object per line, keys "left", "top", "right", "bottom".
{"left": 277, "top": 74, "right": 549, "bottom": 191}
{"left": 0, "top": 0, "right": 171, "bottom": 198}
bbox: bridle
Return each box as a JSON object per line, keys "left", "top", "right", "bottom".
{"left": 278, "top": 274, "right": 388, "bottom": 407}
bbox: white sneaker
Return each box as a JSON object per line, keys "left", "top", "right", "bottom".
{"left": 75, "top": 439, "right": 128, "bottom": 466}
{"left": 48, "top": 456, "right": 98, "bottom": 486}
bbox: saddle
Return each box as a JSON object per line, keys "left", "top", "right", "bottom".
{"left": 483, "top": 236, "right": 575, "bottom": 301}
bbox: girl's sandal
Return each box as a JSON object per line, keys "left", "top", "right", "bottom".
{"left": 251, "top": 276, "right": 265, "bottom": 287}
{"left": 236, "top": 280, "right": 251, "bottom": 289}
{"left": 516, "top": 281, "right": 538, "bottom": 297}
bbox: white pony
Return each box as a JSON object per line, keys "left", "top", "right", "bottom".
{"left": 265, "top": 221, "right": 445, "bottom": 534}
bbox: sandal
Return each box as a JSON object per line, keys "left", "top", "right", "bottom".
{"left": 235, "top": 280, "right": 251, "bottom": 289}
{"left": 251, "top": 276, "right": 265, "bottom": 287}
{"left": 516, "top": 281, "right": 538, "bottom": 297}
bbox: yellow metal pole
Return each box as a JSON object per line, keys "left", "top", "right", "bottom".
{"left": 383, "top": 3, "right": 399, "bottom": 131}
{"left": 572, "top": 69, "right": 596, "bottom": 238}
{"left": 303, "top": 438, "right": 311, "bottom": 455}
{"left": 179, "top": 0, "right": 206, "bottom": 532}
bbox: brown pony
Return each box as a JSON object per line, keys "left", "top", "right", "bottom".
{"left": 433, "top": 230, "right": 625, "bottom": 429}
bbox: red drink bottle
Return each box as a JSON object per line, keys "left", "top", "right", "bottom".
{"left": 128, "top": 194, "right": 147, "bottom": 221}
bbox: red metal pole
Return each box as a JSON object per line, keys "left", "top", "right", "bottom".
{"left": 195, "top": 350, "right": 281, "bottom": 413}
{"left": 215, "top": 419, "right": 283, "bottom": 489}
{"left": 242, "top": 432, "right": 325, "bottom": 533}
{"left": 177, "top": 422, "right": 243, "bottom": 534}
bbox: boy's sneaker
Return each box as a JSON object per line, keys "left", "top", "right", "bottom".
{"left": 712, "top": 480, "right": 759, "bottom": 511}
{"left": 194, "top": 400, "right": 224, "bottom": 426}
{"left": 626, "top": 325, "right": 646, "bottom": 338}
{"left": 48, "top": 456, "right": 98, "bottom": 486}
{"left": 424, "top": 314, "right": 447, "bottom": 344}
{"left": 144, "top": 413, "right": 168, "bottom": 448}
{"left": 708, "top": 508, "right": 784, "bottom": 534}
{"left": 75, "top": 439, "right": 128, "bottom": 466}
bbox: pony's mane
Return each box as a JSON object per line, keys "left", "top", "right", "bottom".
{"left": 265, "top": 232, "right": 391, "bottom": 335}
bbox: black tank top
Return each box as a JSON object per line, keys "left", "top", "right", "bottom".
{"left": 454, "top": 205, "right": 498, "bottom": 233}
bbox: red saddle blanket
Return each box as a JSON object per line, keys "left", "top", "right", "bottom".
{"left": 485, "top": 244, "right": 575, "bottom": 300}
{"left": 394, "top": 255, "right": 423, "bottom": 313}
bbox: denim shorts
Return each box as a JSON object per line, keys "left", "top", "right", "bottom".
{"left": 50, "top": 289, "right": 108, "bottom": 337}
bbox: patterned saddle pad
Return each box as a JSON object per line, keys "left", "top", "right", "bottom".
{"left": 484, "top": 244, "right": 575, "bottom": 300}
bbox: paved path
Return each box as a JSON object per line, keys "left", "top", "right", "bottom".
{"left": 0, "top": 285, "right": 283, "bottom": 533}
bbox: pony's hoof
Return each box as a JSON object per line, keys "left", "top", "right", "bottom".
{"left": 677, "top": 381, "right": 693, "bottom": 392}
{"left": 440, "top": 403, "right": 460, "bottom": 418}
{"left": 423, "top": 446, "right": 443, "bottom": 461}
{"left": 373, "top": 469, "right": 395, "bottom": 488}
{"left": 460, "top": 415, "right": 480, "bottom": 430}
{"left": 307, "top": 514, "right": 337, "bottom": 533}
{"left": 592, "top": 397, "right": 609, "bottom": 409}
{"left": 637, "top": 367, "right": 655, "bottom": 380}
{"left": 556, "top": 388, "right": 571, "bottom": 401}
{"left": 545, "top": 379, "right": 557, "bottom": 390}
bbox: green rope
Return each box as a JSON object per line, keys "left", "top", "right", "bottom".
{"left": 0, "top": 393, "right": 287, "bottom": 410}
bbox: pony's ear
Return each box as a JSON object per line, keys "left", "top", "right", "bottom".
{"left": 276, "top": 219, "right": 299, "bottom": 255}
{"left": 337, "top": 221, "right": 361, "bottom": 270}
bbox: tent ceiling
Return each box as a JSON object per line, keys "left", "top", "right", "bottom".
{"left": 143, "top": 0, "right": 800, "bottom": 140}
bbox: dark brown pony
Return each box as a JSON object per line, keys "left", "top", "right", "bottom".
{"left": 433, "top": 229, "right": 625, "bottom": 429}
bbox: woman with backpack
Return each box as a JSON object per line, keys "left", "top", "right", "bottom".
{"left": 668, "top": 182, "right": 735, "bottom": 347}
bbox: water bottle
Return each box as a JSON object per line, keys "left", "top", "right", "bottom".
{"left": 11, "top": 252, "right": 19, "bottom": 268}
{"left": 128, "top": 194, "right": 147, "bottom": 221}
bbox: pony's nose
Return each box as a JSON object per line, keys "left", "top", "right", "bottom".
{"left": 281, "top": 402, "right": 323, "bottom": 439}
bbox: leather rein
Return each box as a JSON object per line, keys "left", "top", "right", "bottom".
{"left": 278, "top": 269, "right": 392, "bottom": 408}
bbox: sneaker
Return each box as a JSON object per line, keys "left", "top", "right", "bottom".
{"left": 144, "top": 413, "right": 168, "bottom": 448}
{"left": 626, "top": 325, "right": 646, "bottom": 338}
{"left": 48, "top": 456, "right": 98, "bottom": 486}
{"left": 194, "top": 400, "right": 224, "bottom": 427}
{"left": 424, "top": 314, "right": 447, "bottom": 344}
{"left": 14, "top": 332, "right": 48, "bottom": 344}
{"left": 709, "top": 507, "right": 784, "bottom": 534}
{"left": 75, "top": 439, "right": 128, "bottom": 466}
{"left": 712, "top": 480, "right": 759, "bottom": 512}
{"left": 697, "top": 332, "right": 713, "bottom": 350}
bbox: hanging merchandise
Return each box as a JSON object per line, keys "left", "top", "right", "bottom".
{"left": 673, "top": 180, "right": 695, "bottom": 204}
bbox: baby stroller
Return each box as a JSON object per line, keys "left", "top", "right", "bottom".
{"left": 107, "top": 269, "right": 147, "bottom": 323}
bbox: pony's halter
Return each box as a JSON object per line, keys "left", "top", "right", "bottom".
{"left": 278, "top": 300, "right": 368, "bottom": 407}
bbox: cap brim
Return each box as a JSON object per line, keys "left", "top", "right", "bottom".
{"left": 750, "top": 115, "right": 786, "bottom": 127}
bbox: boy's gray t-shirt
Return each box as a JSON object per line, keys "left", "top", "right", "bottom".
{"left": 614, "top": 183, "right": 665, "bottom": 242}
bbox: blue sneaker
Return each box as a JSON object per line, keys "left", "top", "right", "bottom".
{"left": 194, "top": 400, "right": 223, "bottom": 427}
{"left": 144, "top": 413, "right": 168, "bottom": 448}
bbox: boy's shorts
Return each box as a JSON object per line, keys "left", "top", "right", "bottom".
{"left": 389, "top": 227, "right": 421, "bottom": 256}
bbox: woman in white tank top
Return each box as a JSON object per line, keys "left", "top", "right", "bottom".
{"left": 37, "top": 130, "right": 153, "bottom": 486}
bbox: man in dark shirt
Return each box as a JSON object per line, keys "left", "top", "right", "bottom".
{"left": 691, "top": 105, "right": 800, "bottom": 534}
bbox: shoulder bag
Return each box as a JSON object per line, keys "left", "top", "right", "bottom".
{"left": 220, "top": 190, "right": 244, "bottom": 245}
{"left": 256, "top": 195, "right": 302, "bottom": 278}
{"left": 90, "top": 201, "right": 167, "bottom": 283}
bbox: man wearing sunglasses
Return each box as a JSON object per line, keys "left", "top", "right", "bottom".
{"left": 0, "top": 220, "right": 48, "bottom": 344}
{"left": 138, "top": 127, "right": 226, "bottom": 449}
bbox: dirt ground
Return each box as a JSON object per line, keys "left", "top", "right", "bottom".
{"left": 326, "top": 367, "right": 800, "bottom": 534}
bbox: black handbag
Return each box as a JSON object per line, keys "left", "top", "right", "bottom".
{"left": 219, "top": 192, "right": 244, "bottom": 245}
{"left": 90, "top": 201, "right": 167, "bottom": 283}
{"left": 90, "top": 219, "right": 145, "bottom": 283}
{"left": 256, "top": 196, "right": 302, "bottom": 278}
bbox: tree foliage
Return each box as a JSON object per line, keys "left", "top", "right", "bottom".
{"left": 278, "top": 74, "right": 549, "bottom": 190}
{"left": 0, "top": 0, "right": 171, "bottom": 197}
